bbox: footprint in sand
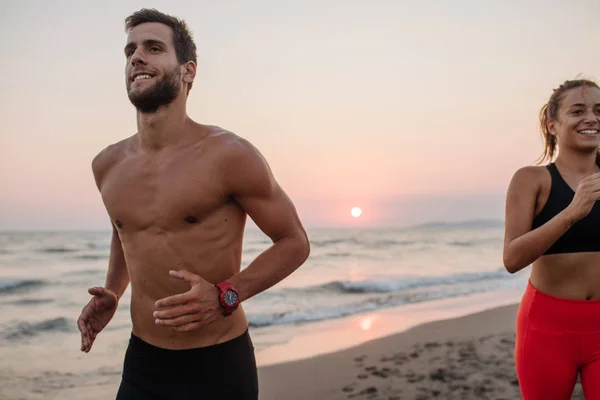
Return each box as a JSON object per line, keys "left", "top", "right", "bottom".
{"left": 424, "top": 342, "right": 441, "bottom": 350}
{"left": 342, "top": 384, "right": 355, "bottom": 393}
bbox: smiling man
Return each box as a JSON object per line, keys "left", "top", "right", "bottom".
{"left": 76, "top": 8, "right": 310, "bottom": 400}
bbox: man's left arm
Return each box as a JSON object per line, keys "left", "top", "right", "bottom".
{"left": 226, "top": 140, "right": 310, "bottom": 302}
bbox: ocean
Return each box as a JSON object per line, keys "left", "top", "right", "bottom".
{"left": 0, "top": 220, "right": 529, "bottom": 399}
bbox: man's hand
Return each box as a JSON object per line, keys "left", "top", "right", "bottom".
{"left": 77, "top": 287, "right": 118, "bottom": 353}
{"left": 154, "top": 270, "right": 222, "bottom": 332}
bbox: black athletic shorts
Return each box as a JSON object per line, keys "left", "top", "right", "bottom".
{"left": 115, "top": 329, "right": 258, "bottom": 400}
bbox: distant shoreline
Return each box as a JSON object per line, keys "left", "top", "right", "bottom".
{"left": 0, "top": 218, "right": 505, "bottom": 233}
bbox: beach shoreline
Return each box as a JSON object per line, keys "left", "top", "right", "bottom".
{"left": 8, "top": 287, "right": 579, "bottom": 400}
{"left": 254, "top": 287, "right": 526, "bottom": 368}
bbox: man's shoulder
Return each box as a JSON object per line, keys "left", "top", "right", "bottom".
{"left": 203, "top": 126, "right": 273, "bottom": 191}
{"left": 204, "top": 126, "right": 261, "bottom": 161}
{"left": 91, "top": 135, "right": 136, "bottom": 183}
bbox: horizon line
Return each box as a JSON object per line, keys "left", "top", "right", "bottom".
{"left": 0, "top": 218, "right": 505, "bottom": 233}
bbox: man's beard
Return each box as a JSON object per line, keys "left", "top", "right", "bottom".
{"left": 128, "top": 68, "right": 181, "bottom": 114}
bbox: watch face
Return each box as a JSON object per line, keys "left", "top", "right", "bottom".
{"left": 224, "top": 289, "right": 238, "bottom": 306}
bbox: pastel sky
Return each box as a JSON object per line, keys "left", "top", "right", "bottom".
{"left": 1, "top": 0, "right": 598, "bottom": 230}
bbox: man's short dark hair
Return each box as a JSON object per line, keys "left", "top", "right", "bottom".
{"left": 125, "top": 8, "right": 197, "bottom": 66}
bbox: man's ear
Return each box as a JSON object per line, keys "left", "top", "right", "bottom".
{"left": 183, "top": 61, "right": 196, "bottom": 86}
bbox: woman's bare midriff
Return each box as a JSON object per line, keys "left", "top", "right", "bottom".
{"left": 530, "top": 252, "right": 600, "bottom": 300}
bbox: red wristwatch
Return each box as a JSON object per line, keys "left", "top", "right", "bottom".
{"left": 215, "top": 281, "right": 240, "bottom": 316}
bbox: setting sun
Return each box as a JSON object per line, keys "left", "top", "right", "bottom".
{"left": 351, "top": 207, "right": 362, "bottom": 218}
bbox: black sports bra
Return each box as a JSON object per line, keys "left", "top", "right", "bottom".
{"left": 531, "top": 163, "right": 600, "bottom": 255}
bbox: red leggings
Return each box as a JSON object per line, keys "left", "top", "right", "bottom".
{"left": 516, "top": 281, "right": 600, "bottom": 399}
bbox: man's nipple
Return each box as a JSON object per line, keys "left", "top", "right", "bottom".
{"left": 185, "top": 215, "right": 198, "bottom": 224}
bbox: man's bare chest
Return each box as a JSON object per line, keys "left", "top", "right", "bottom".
{"left": 100, "top": 157, "right": 227, "bottom": 230}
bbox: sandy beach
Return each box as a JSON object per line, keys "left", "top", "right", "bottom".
{"left": 3, "top": 299, "right": 587, "bottom": 400}
{"left": 258, "top": 303, "right": 584, "bottom": 400}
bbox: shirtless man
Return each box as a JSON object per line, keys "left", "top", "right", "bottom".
{"left": 76, "top": 8, "right": 310, "bottom": 399}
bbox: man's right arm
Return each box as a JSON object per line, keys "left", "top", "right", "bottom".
{"left": 105, "top": 224, "right": 129, "bottom": 300}
{"left": 78, "top": 226, "right": 127, "bottom": 352}
{"left": 78, "top": 147, "right": 130, "bottom": 352}
{"left": 92, "top": 146, "right": 130, "bottom": 299}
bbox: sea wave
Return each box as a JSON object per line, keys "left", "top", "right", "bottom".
{"left": 296, "top": 270, "right": 508, "bottom": 295}
{"left": 323, "top": 252, "right": 352, "bottom": 258}
{"left": 5, "top": 298, "right": 54, "bottom": 306}
{"left": 371, "top": 239, "right": 415, "bottom": 247}
{"left": 0, "top": 279, "right": 46, "bottom": 295}
{"left": 3, "top": 317, "right": 72, "bottom": 341}
{"left": 61, "top": 269, "right": 104, "bottom": 277}
{"left": 310, "top": 238, "right": 361, "bottom": 247}
{"left": 88, "top": 242, "right": 110, "bottom": 249}
{"left": 245, "top": 269, "right": 516, "bottom": 327}
{"left": 38, "top": 247, "right": 78, "bottom": 253}
{"left": 72, "top": 254, "right": 108, "bottom": 260}
{"left": 310, "top": 238, "right": 418, "bottom": 250}
{"left": 247, "top": 282, "right": 511, "bottom": 328}
{"left": 448, "top": 240, "right": 474, "bottom": 247}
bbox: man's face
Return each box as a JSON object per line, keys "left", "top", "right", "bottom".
{"left": 124, "top": 23, "right": 182, "bottom": 113}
